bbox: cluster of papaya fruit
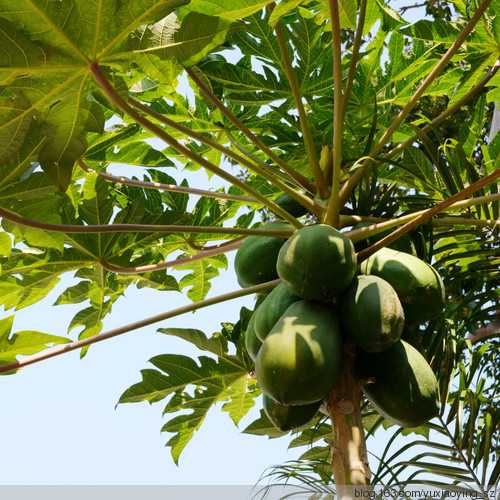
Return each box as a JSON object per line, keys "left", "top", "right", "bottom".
{"left": 236, "top": 219, "right": 444, "bottom": 433}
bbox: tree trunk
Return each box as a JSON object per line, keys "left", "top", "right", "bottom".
{"left": 328, "top": 344, "right": 371, "bottom": 499}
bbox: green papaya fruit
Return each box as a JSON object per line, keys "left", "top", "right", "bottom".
{"left": 355, "top": 339, "right": 440, "bottom": 428}
{"left": 359, "top": 247, "right": 445, "bottom": 324}
{"left": 273, "top": 193, "right": 309, "bottom": 218}
{"left": 253, "top": 283, "right": 301, "bottom": 341}
{"left": 352, "top": 222, "right": 417, "bottom": 256}
{"left": 339, "top": 275, "right": 404, "bottom": 352}
{"left": 262, "top": 394, "right": 321, "bottom": 432}
{"left": 245, "top": 313, "right": 262, "bottom": 362}
{"left": 277, "top": 224, "right": 357, "bottom": 302}
{"left": 256, "top": 300, "right": 342, "bottom": 405}
{"left": 234, "top": 221, "right": 292, "bottom": 288}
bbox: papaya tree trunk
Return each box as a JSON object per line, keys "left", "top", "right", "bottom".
{"left": 327, "top": 344, "right": 371, "bottom": 499}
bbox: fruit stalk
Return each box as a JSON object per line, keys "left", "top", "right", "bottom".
{"left": 328, "top": 346, "right": 371, "bottom": 498}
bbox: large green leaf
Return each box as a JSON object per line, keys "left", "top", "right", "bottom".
{"left": 0, "top": 0, "right": 240, "bottom": 189}
{"left": 118, "top": 326, "right": 256, "bottom": 463}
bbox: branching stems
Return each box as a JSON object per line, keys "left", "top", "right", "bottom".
{"left": 77, "top": 159, "right": 255, "bottom": 203}
{"left": 100, "top": 239, "right": 244, "bottom": 274}
{"left": 186, "top": 237, "right": 247, "bottom": 252}
{"left": 0, "top": 205, "right": 296, "bottom": 238}
{"left": 223, "top": 130, "right": 324, "bottom": 217}
{"left": 128, "top": 99, "right": 321, "bottom": 216}
{"left": 0, "top": 279, "right": 281, "bottom": 375}
{"left": 339, "top": 0, "right": 493, "bottom": 207}
{"left": 271, "top": 3, "right": 328, "bottom": 199}
{"left": 89, "top": 63, "right": 303, "bottom": 228}
{"left": 184, "top": 66, "right": 316, "bottom": 194}
{"left": 346, "top": 192, "right": 500, "bottom": 241}
{"left": 355, "top": 167, "right": 500, "bottom": 263}
{"left": 324, "top": 0, "right": 344, "bottom": 228}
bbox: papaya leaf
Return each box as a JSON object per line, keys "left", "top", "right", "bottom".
{"left": 134, "top": 271, "right": 180, "bottom": 292}
{"left": 159, "top": 327, "right": 229, "bottom": 357}
{"left": 0, "top": 91, "right": 35, "bottom": 165}
{"left": 0, "top": 316, "right": 71, "bottom": 373}
{"left": 103, "top": 142, "right": 175, "bottom": 168}
{"left": 119, "top": 326, "right": 254, "bottom": 463}
{"left": 0, "top": 0, "right": 238, "bottom": 190}
{"left": 268, "top": 0, "right": 306, "bottom": 27}
{"left": 220, "top": 376, "right": 260, "bottom": 426}
{"left": 175, "top": 253, "right": 228, "bottom": 303}
{"left": 298, "top": 445, "right": 330, "bottom": 462}
{"left": 0, "top": 233, "right": 12, "bottom": 257}
{"left": 243, "top": 408, "right": 289, "bottom": 438}
{"left": 288, "top": 423, "right": 333, "bottom": 449}
{"left": 180, "top": 0, "right": 277, "bottom": 21}
{"left": 316, "top": 0, "right": 357, "bottom": 30}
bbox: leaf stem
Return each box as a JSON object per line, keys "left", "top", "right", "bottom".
{"left": 342, "top": 0, "right": 367, "bottom": 121}
{"left": 324, "top": 0, "right": 344, "bottom": 228}
{"left": 186, "top": 237, "right": 247, "bottom": 252}
{"left": 129, "top": 98, "right": 318, "bottom": 211}
{"left": 89, "top": 63, "right": 303, "bottom": 228}
{"left": 271, "top": 4, "right": 328, "bottom": 199}
{"left": 0, "top": 279, "right": 281, "bottom": 375}
{"left": 77, "top": 159, "right": 255, "bottom": 203}
{"left": 184, "top": 66, "right": 316, "bottom": 194}
{"left": 0, "top": 206, "right": 296, "bottom": 237}
{"left": 345, "top": 192, "right": 500, "bottom": 240}
{"left": 355, "top": 167, "right": 500, "bottom": 263}
{"left": 224, "top": 130, "right": 325, "bottom": 218}
{"left": 339, "top": 0, "right": 493, "bottom": 207}
{"left": 100, "top": 239, "right": 244, "bottom": 274}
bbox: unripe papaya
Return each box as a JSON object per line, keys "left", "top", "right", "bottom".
{"left": 339, "top": 275, "right": 405, "bottom": 352}
{"left": 277, "top": 224, "right": 357, "bottom": 302}
{"left": 262, "top": 394, "right": 321, "bottom": 432}
{"left": 245, "top": 313, "right": 262, "bottom": 362}
{"left": 355, "top": 339, "right": 440, "bottom": 428}
{"left": 253, "top": 283, "right": 301, "bottom": 341}
{"left": 359, "top": 247, "right": 445, "bottom": 324}
{"left": 272, "top": 193, "right": 309, "bottom": 218}
{"left": 256, "top": 300, "right": 342, "bottom": 405}
{"left": 234, "top": 221, "right": 292, "bottom": 288}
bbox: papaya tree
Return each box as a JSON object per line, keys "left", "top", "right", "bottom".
{"left": 0, "top": 0, "right": 499, "bottom": 495}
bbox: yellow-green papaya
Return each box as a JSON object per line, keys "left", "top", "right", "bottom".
{"left": 339, "top": 275, "right": 405, "bottom": 352}
{"left": 355, "top": 339, "right": 440, "bottom": 427}
{"left": 262, "top": 394, "right": 321, "bottom": 432}
{"left": 272, "top": 193, "right": 309, "bottom": 218}
{"left": 253, "top": 283, "right": 301, "bottom": 341}
{"left": 277, "top": 224, "right": 357, "bottom": 302}
{"left": 256, "top": 300, "right": 342, "bottom": 405}
{"left": 359, "top": 247, "right": 445, "bottom": 324}
{"left": 234, "top": 221, "right": 292, "bottom": 288}
{"left": 245, "top": 313, "right": 262, "bottom": 362}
